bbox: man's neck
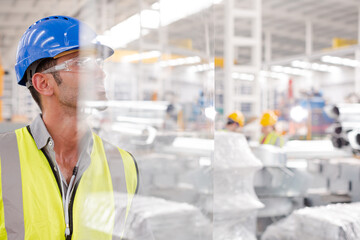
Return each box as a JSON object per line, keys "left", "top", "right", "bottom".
{"left": 42, "top": 108, "right": 88, "bottom": 183}
{"left": 42, "top": 108, "right": 87, "bottom": 155}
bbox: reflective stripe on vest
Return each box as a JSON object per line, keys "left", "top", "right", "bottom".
{"left": 0, "top": 131, "right": 24, "bottom": 240}
{"left": 0, "top": 127, "right": 138, "bottom": 239}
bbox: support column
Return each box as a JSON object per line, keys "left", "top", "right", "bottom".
{"left": 253, "top": 0, "right": 262, "bottom": 117}
{"left": 356, "top": 7, "right": 360, "bottom": 94}
{"left": 223, "top": 0, "right": 262, "bottom": 117}
{"left": 306, "top": 20, "right": 313, "bottom": 57}
{"left": 262, "top": 30, "right": 271, "bottom": 111}
{"left": 265, "top": 30, "right": 272, "bottom": 64}
{"left": 224, "top": 0, "right": 234, "bottom": 115}
{"left": 137, "top": 0, "right": 144, "bottom": 101}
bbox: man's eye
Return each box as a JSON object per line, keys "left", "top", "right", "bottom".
{"left": 75, "top": 59, "right": 90, "bottom": 67}
{"left": 96, "top": 58, "right": 104, "bottom": 66}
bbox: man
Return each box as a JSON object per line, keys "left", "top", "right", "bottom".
{"left": 224, "top": 111, "right": 244, "bottom": 132}
{"left": 259, "top": 110, "right": 284, "bottom": 147}
{"left": 0, "top": 16, "right": 139, "bottom": 239}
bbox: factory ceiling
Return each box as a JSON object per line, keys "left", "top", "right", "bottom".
{"left": 0, "top": 0, "right": 359, "bottom": 69}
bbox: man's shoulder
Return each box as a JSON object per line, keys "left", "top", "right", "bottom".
{"left": 0, "top": 124, "right": 27, "bottom": 138}
{"left": 0, "top": 130, "right": 18, "bottom": 141}
{"left": 93, "top": 134, "right": 133, "bottom": 157}
{"left": 0, "top": 125, "right": 30, "bottom": 143}
{"left": 94, "top": 133, "right": 117, "bottom": 149}
{"left": 0, "top": 128, "right": 25, "bottom": 155}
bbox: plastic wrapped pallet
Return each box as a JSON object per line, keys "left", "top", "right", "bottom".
{"left": 262, "top": 202, "right": 360, "bottom": 240}
{"left": 214, "top": 131, "right": 264, "bottom": 240}
{"left": 135, "top": 149, "right": 212, "bottom": 205}
{"left": 122, "top": 195, "right": 211, "bottom": 240}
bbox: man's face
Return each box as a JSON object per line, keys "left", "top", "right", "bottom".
{"left": 52, "top": 51, "right": 107, "bottom": 110}
{"left": 261, "top": 125, "right": 273, "bottom": 135}
{"left": 227, "top": 123, "right": 239, "bottom": 132}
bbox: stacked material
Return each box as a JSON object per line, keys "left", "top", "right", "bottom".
{"left": 136, "top": 151, "right": 211, "bottom": 204}
{"left": 307, "top": 158, "right": 360, "bottom": 201}
{"left": 262, "top": 202, "right": 360, "bottom": 240}
{"left": 135, "top": 134, "right": 213, "bottom": 207}
{"left": 214, "top": 131, "right": 263, "bottom": 240}
{"left": 122, "top": 195, "right": 211, "bottom": 240}
{"left": 123, "top": 135, "right": 212, "bottom": 239}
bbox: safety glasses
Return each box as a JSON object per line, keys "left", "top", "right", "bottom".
{"left": 41, "top": 56, "right": 104, "bottom": 74}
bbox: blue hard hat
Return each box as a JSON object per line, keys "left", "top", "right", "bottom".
{"left": 15, "top": 15, "right": 114, "bottom": 86}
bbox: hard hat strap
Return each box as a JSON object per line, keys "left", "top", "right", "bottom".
{"left": 25, "top": 60, "right": 42, "bottom": 89}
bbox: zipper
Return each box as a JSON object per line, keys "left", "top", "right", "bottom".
{"left": 67, "top": 180, "right": 79, "bottom": 239}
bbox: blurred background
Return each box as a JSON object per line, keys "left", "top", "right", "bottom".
{"left": 2, "top": 0, "right": 360, "bottom": 239}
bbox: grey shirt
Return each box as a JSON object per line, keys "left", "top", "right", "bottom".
{"left": 29, "top": 114, "right": 93, "bottom": 194}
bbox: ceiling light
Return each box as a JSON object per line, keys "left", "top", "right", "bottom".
{"left": 159, "top": 56, "right": 201, "bottom": 67}
{"left": 291, "top": 60, "right": 311, "bottom": 69}
{"left": 96, "top": 14, "right": 142, "bottom": 49}
{"left": 271, "top": 65, "right": 311, "bottom": 76}
{"left": 189, "top": 63, "right": 214, "bottom": 72}
{"left": 121, "top": 51, "right": 161, "bottom": 62}
{"left": 97, "top": 0, "right": 216, "bottom": 48}
{"left": 321, "top": 55, "right": 360, "bottom": 67}
{"left": 232, "top": 72, "right": 254, "bottom": 81}
{"left": 291, "top": 60, "right": 339, "bottom": 73}
{"left": 140, "top": 10, "right": 160, "bottom": 29}
{"left": 260, "top": 71, "right": 288, "bottom": 80}
{"left": 160, "top": 0, "right": 214, "bottom": 26}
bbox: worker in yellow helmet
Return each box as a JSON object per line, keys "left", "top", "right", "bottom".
{"left": 224, "top": 111, "right": 244, "bottom": 132}
{"left": 259, "top": 111, "right": 284, "bottom": 147}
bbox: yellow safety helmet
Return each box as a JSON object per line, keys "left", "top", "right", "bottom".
{"left": 260, "top": 111, "right": 278, "bottom": 126}
{"left": 227, "top": 111, "right": 245, "bottom": 127}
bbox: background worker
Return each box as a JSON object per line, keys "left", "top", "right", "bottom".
{"left": 0, "top": 16, "right": 138, "bottom": 239}
{"left": 259, "top": 110, "right": 285, "bottom": 147}
{"left": 224, "top": 111, "right": 245, "bottom": 132}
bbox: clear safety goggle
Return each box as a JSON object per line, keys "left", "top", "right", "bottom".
{"left": 41, "top": 56, "right": 104, "bottom": 74}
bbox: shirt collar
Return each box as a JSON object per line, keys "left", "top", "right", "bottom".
{"left": 29, "top": 114, "right": 52, "bottom": 150}
{"left": 29, "top": 114, "right": 93, "bottom": 151}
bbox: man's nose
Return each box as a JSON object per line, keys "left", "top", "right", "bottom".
{"left": 94, "top": 65, "right": 106, "bottom": 80}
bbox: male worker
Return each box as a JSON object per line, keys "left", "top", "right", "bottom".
{"left": 0, "top": 16, "right": 139, "bottom": 239}
{"left": 259, "top": 110, "right": 284, "bottom": 147}
{"left": 224, "top": 111, "right": 244, "bottom": 132}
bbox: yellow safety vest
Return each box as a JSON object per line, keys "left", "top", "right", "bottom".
{"left": 259, "top": 131, "right": 284, "bottom": 147}
{"left": 0, "top": 127, "right": 138, "bottom": 239}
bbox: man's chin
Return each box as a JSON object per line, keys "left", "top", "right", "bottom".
{"left": 78, "top": 94, "right": 109, "bottom": 111}
{"left": 95, "top": 93, "right": 108, "bottom": 111}
{"left": 95, "top": 104, "right": 108, "bottom": 111}
{"left": 92, "top": 96, "right": 108, "bottom": 111}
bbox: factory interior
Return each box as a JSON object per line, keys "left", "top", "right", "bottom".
{"left": 1, "top": 0, "right": 360, "bottom": 239}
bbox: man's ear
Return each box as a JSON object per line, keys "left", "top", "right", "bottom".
{"left": 32, "top": 73, "right": 54, "bottom": 96}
